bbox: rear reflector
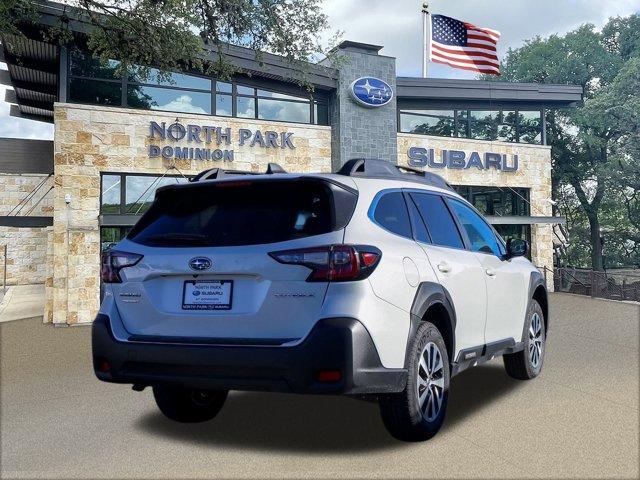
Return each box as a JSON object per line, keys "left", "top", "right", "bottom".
{"left": 315, "top": 370, "right": 342, "bottom": 382}
{"left": 96, "top": 358, "right": 111, "bottom": 373}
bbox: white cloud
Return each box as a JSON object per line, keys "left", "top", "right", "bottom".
{"left": 321, "top": 0, "right": 640, "bottom": 78}
{"left": 0, "top": 62, "right": 54, "bottom": 140}
{"left": 154, "top": 94, "right": 209, "bottom": 114}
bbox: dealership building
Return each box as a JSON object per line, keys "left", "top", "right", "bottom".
{"left": 0, "top": 1, "right": 582, "bottom": 325}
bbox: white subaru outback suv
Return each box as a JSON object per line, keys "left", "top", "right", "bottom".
{"left": 93, "top": 158, "right": 548, "bottom": 441}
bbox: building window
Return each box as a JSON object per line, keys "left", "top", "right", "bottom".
{"left": 399, "top": 110, "right": 455, "bottom": 137}
{"left": 453, "top": 185, "right": 530, "bottom": 217}
{"left": 399, "top": 108, "right": 542, "bottom": 144}
{"left": 101, "top": 226, "right": 131, "bottom": 252}
{"left": 100, "top": 173, "right": 190, "bottom": 216}
{"left": 68, "top": 49, "right": 328, "bottom": 125}
{"left": 453, "top": 185, "right": 532, "bottom": 258}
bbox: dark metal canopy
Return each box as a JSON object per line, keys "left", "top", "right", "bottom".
{"left": 396, "top": 77, "right": 583, "bottom": 109}
{"left": 0, "top": 137, "right": 54, "bottom": 174}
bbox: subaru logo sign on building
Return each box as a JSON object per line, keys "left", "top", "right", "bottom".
{"left": 349, "top": 77, "right": 393, "bottom": 107}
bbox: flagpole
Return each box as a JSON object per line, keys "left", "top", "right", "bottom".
{"left": 422, "top": 2, "right": 430, "bottom": 77}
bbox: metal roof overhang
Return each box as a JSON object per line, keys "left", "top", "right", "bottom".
{"left": 396, "top": 77, "right": 583, "bottom": 109}
{"left": 0, "top": 34, "right": 59, "bottom": 123}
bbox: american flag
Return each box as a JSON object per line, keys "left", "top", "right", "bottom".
{"left": 429, "top": 14, "right": 501, "bottom": 75}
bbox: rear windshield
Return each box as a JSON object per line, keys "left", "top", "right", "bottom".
{"left": 127, "top": 178, "right": 357, "bottom": 247}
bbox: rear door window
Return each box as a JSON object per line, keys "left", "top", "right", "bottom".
{"left": 410, "top": 193, "right": 464, "bottom": 249}
{"left": 128, "top": 179, "right": 357, "bottom": 247}
{"left": 373, "top": 192, "right": 412, "bottom": 238}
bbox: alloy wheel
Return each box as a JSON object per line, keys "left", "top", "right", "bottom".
{"left": 416, "top": 342, "right": 445, "bottom": 422}
{"left": 529, "top": 312, "right": 544, "bottom": 368}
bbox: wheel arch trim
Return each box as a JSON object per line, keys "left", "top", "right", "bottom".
{"left": 406, "top": 281, "right": 457, "bottom": 369}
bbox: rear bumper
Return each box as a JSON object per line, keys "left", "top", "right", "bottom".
{"left": 92, "top": 314, "right": 407, "bottom": 395}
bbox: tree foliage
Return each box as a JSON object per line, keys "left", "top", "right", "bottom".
{"left": 1, "top": 0, "right": 334, "bottom": 87}
{"left": 485, "top": 15, "right": 640, "bottom": 269}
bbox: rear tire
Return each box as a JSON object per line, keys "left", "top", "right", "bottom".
{"left": 379, "top": 321, "right": 450, "bottom": 442}
{"left": 504, "top": 299, "right": 546, "bottom": 380}
{"left": 152, "top": 386, "right": 228, "bottom": 423}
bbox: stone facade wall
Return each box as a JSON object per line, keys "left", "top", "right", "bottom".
{"left": 397, "top": 134, "right": 555, "bottom": 290}
{"left": 51, "top": 103, "right": 332, "bottom": 324}
{"left": 0, "top": 174, "right": 53, "bottom": 286}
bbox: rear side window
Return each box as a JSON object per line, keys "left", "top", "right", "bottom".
{"left": 373, "top": 192, "right": 412, "bottom": 238}
{"left": 448, "top": 199, "right": 502, "bottom": 256}
{"left": 128, "top": 179, "right": 357, "bottom": 247}
{"left": 410, "top": 193, "right": 464, "bottom": 249}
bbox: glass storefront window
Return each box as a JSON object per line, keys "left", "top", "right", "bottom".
{"left": 215, "top": 93, "right": 232, "bottom": 116}
{"left": 314, "top": 102, "right": 329, "bottom": 125}
{"left": 518, "top": 111, "right": 542, "bottom": 144}
{"left": 125, "top": 175, "right": 188, "bottom": 214}
{"left": 400, "top": 110, "right": 455, "bottom": 137}
{"left": 236, "top": 96, "right": 256, "bottom": 118}
{"left": 67, "top": 50, "right": 328, "bottom": 125}
{"left": 216, "top": 81, "right": 232, "bottom": 93}
{"left": 257, "top": 98, "right": 310, "bottom": 123}
{"left": 496, "top": 111, "right": 517, "bottom": 142}
{"left": 454, "top": 185, "right": 530, "bottom": 217}
{"left": 237, "top": 85, "right": 255, "bottom": 95}
{"left": 70, "top": 49, "right": 121, "bottom": 79}
{"left": 101, "top": 173, "right": 189, "bottom": 215}
{"left": 126, "top": 85, "right": 211, "bottom": 114}
{"left": 100, "top": 227, "right": 131, "bottom": 252}
{"left": 455, "top": 110, "right": 469, "bottom": 137}
{"left": 69, "top": 78, "right": 122, "bottom": 106}
{"left": 400, "top": 108, "right": 542, "bottom": 144}
{"left": 101, "top": 175, "right": 121, "bottom": 214}
{"left": 257, "top": 90, "right": 306, "bottom": 101}
{"left": 128, "top": 66, "right": 211, "bottom": 90}
{"left": 470, "top": 110, "right": 497, "bottom": 141}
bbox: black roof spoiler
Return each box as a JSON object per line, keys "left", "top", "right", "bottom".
{"left": 336, "top": 158, "right": 454, "bottom": 191}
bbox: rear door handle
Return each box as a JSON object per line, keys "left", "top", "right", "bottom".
{"left": 437, "top": 262, "right": 451, "bottom": 273}
{"left": 485, "top": 268, "right": 496, "bottom": 276}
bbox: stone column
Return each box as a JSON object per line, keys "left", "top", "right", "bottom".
{"left": 321, "top": 41, "right": 397, "bottom": 171}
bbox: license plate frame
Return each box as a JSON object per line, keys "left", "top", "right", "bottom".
{"left": 182, "top": 280, "right": 233, "bottom": 310}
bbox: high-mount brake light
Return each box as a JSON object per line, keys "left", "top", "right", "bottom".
{"left": 101, "top": 250, "right": 143, "bottom": 283}
{"left": 269, "top": 245, "right": 381, "bottom": 282}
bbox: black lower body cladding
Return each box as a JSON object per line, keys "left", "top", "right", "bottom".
{"left": 92, "top": 314, "right": 407, "bottom": 395}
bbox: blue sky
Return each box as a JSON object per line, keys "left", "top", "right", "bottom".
{"left": 1, "top": 0, "right": 639, "bottom": 140}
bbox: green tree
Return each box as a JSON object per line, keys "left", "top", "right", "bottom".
{"left": 1, "top": 0, "right": 333, "bottom": 86}
{"left": 486, "top": 15, "right": 640, "bottom": 270}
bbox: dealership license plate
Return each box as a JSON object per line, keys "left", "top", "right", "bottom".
{"left": 182, "top": 280, "right": 233, "bottom": 310}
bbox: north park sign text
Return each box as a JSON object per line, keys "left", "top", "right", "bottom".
{"left": 148, "top": 121, "right": 295, "bottom": 162}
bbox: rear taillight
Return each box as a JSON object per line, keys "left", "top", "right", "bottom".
{"left": 269, "top": 245, "right": 381, "bottom": 282}
{"left": 101, "top": 250, "right": 143, "bottom": 283}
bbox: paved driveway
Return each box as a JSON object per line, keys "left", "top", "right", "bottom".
{"left": 1, "top": 293, "right": 638, "bottom": 479}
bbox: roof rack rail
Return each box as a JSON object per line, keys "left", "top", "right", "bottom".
{"left": 336, "top": 158, "right": 453, "bottom": 191}
{"left": 190, "top": 162, "right": 287, "bottom": 182}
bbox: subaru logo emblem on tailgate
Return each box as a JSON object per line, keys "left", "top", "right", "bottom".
{"left": 189, "top": 257, "right": 212, "bottom": 271}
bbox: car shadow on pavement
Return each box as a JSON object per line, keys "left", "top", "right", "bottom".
{"left": 442, "top": 363, "right": 524, "bottom": 432}
{"left": 136, "top": 364, "right": 521, "bottom": 452}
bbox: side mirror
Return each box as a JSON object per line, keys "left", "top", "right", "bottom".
{"left": 506, "top": 238, "right": 528, "bottom": 259}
